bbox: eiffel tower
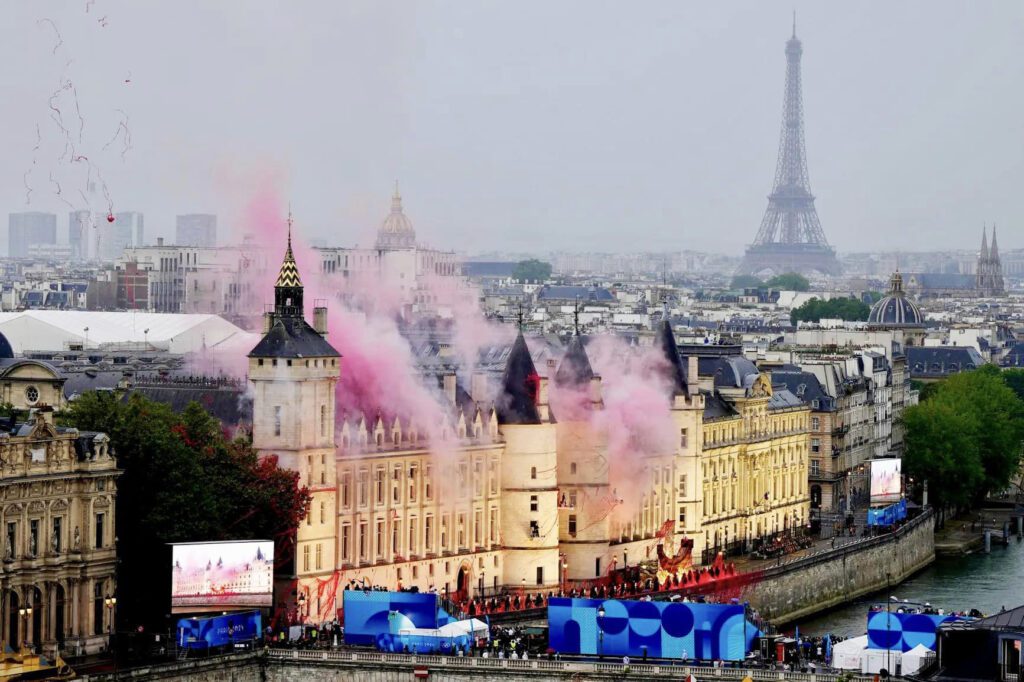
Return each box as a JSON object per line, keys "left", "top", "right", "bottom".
{"left": 736, "top": 18, "right": 841, "bottom": 277}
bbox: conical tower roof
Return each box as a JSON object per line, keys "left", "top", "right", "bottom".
{"left": 657, "top": 319, "right": 688, "bottom": 397}
{"left": 991, "top": 224, "right": 1000, "bottom": 259}
{"left": 981, "top": 225, "right": 989, "bottom": 260}
{"left": 275, "top": 219, "right": 303, "bottom": 288}
{"left": 554, "top": 334, "right": 593, "bottom": 388}
{"left": 496, "top": 332, "right": 541, "bottom": 424}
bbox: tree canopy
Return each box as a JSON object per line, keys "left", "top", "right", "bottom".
{"left": 790, "top": 297, "right": 871, "bottom": 325}
{"left": 512, "top": 259, "right": 552, "bottom": 283}
{"left": 903, "top": 365, "right": 1024, "bottom": 518}
{"left": 766, "top": 272, "right": 810, "bottom": 291}
{"left": 64, "top": 392, "right": 311, "bottom": 631}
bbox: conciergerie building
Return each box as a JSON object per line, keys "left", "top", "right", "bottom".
{"left": 249, "top": 226, "right": 810, "bottom": 624}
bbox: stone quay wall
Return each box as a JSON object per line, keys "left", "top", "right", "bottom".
{"left": 742, "top": 509, "right": 935, "bottom": 623}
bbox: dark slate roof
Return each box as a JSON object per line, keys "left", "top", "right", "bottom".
{"left": 909, "top": 272, "right": 975, "bottom": 290}
{"left": 770, "top": 368, "right": 835, "bottom": 411}
{"left": 536, "top": 285, "right": 614, "bottom": 302}
{"left": 958, "top": 604, "right": 1024, "bottom": 631}
{"left": 1001, "top": 342, "right": 1024, "bottom": 367}
{"left": 462, "top": 261, "right": 517, "bottom": 277}
{"left": 907, "top": 346, "right": 983, "bottom": 378}
{"left": 62, "top": 369, "right": 124, "bottom": 399}
{"left": 495, "top": 332, "right": 541, "bottom": 425}
{"left": 656, "top": 320, "right": 688, "bottom": 397}
{"left": 768, "top": 388, "right": 805, "bottom": 410}
{"left": 129, "top": 381, "right": 251, "bottom": 426}
{"left": 554, "top": 335, "right": 593, "bottom": 388}
{"left": 702, "top": 389, "right": 736, "bottom": 420}
{"left": 711, "top": 355, "right": 760, "bottom": 390}
{"left": 248, "top": 315, "right": 340, "bottom": 359}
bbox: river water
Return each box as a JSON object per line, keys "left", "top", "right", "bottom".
{"left": 795, "top": 536, "right": 1024, "bottom": 637}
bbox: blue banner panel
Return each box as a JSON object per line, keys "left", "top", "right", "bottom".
{"left": 866, "top": 499, "right": 907, "bottom": 527}
{"left": 547, "top": 598, "right": 757, "bottom": 661}
{"left": 176, "top": 611, "right": 261, "bottom": 649}
{"left": 866, "top": 611, "right": 960, "bottom": 652}
{"left": 343, "top": 591, "right": 440, "bottom": 647}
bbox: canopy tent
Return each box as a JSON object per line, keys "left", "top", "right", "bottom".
{"left": 901, "top": 643, "right": 935, "bottom": 674}
{"left": 831, "top": 634, "right": 867, "bottom": 670}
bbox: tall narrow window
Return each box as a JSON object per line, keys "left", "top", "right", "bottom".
{"left": 94, "top": 513, "right": 104, "bottom": 550}
{"left": 274, "top": 406, "right": 282, "bottom": 436}
{"left": 303, "top": 545, "right": 310, "bottom": 572}
{"left": 52, "top": 517, "right": 62, "bottom": 553}
{"left": 320, "top": 405, "right": 327, "bottom": 438}
{"left": 315, "top": 543, "right": 322, "bottom": 571}
{"left": 29, "top": 520, "right": 39, "bottom": 557}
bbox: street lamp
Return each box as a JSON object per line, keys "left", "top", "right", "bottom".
{"left": 623, "top": 549, "right": 628, "bottom": 568}
{"left": 560, "top": 555, "right": 568, "bottom": 594}
{"left": 597, "top": 606, "right": 605, "bottom": 659}
{"left": 18, "top": 606, "right": 32, "bottom": 649}
{"left": 297, "top": 593, "right": 307, "bottom": 623}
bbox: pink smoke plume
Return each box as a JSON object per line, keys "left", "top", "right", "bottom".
{"left": 549, "top": 335, "right": 678, "bottom": 522}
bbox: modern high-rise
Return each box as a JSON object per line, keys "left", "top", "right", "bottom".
{"left": 68, "top": 210, "right": 92, "bottom": 260}
{"left": 98, "top": 212, "right": 143, "bottom": 261}
{"left": 176, "top": 214, "right": 217, "bottom": 247}
{"left": 8, "top": 212, "right": 57, "bottom": 258}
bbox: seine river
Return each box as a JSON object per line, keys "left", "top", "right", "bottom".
{"left": 795, "top": 537, "right": 1024, "bottom": 637}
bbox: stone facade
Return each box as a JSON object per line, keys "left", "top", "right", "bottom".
{"left": 0, "top": 408, "right": 118, "bottom": 656}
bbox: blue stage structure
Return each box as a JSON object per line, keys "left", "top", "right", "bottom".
{"left": 343, "top": 590, "right": 476, "bottom": 653}
{"left": 866, "top": 610, "right": 965, "bottom": 652}
{"left": 548, "top": 598, "right": 759, "bottom": 661}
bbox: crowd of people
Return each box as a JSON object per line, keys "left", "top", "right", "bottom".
{"left": 451, "top": 563, "right": 741, "bottom": 618}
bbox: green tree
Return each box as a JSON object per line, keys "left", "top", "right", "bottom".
{"left": 790, "top": 297, "right": 870, "bottom": 325}
{"left": 766, "top": 272, "right": 810, "bottom": 291}
{"left": 1001, "top": 368, "right": 1024, "bottom": 404}
{"left": 730, "top": 275, "right": 764, "bottom": 290}
{"left": 902, "top": 365, "right": 1024, "bottom": 519}
{"left": 903, "top": 400, "right": 983, "bottom": 519}
{"left": 65, "top": 392, "right": 311, "bottom": 631}
{"left": 512, "top": 259, "right": 552, "bottom": 283}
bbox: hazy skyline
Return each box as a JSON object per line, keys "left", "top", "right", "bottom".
{"left": 2, "top": 1, "right": 1021, "bottom": 256}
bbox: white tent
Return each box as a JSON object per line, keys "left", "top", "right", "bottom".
{"left": 0, "top": 310, "right": 255, "bottom": 354}
{"left": 831, "top": 634, "right": 867, "bottom": 670}
{"left": 437, "top": 618, "right": 489, "bottom": 639}
{"left": 901, "top": 643, "right": 935, "bottom": 674}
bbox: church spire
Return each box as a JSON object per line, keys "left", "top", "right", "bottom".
{"left": 981, "top": 224, "right": 989, "bottom": 260}
{"left": 274, "top": 210, "right": 304, "bottom": 316}
{"left": 990, "top": 223, "right": 1000, "bottom": 259}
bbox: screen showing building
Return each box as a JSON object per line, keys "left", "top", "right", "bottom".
{"left": 171, "top": 540, "right": 274, "bottom": 611}
{"left": 870, "top": 458, "right": 902, "bottom": 505}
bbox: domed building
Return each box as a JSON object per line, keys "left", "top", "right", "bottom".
{"left": 868, "top": 272, "right": 923, "bottom": 327}
{"left": 316, "top": 185, "right": 463, "bottom": 317}
{"left": 375, "top": 184, "right": 417, "bottom": 250}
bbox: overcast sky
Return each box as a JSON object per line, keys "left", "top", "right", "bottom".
{"left": 2, "top": 1, "right": 1021, "bottom": 256}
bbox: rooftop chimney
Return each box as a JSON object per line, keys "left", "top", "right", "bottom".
{"left": 687, "top": 356, "right": 699, "bottom": 397}
{"left": 442, "top": 373, "right": 457, "bottom": 406}
{"left": 313, "top": 306, "right": 328, "bottom": 335}
{"left": 470, "top": 372, "right": 488, "bottom": 404}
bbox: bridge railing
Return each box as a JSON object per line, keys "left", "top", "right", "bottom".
{"left": 268, "top": 648, "right": 882, "bottom": 681}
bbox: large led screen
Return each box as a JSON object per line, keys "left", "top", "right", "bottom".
{"left": 548, "top": 597, "right": 758, "bottom": 661}
{"left": 171, "top": 540, "right": 274, "bottom": 610}
{"left": 870, "top": 458, "right": 902, "bottom": 505}
{"left": 176, "top": 611, "right": 262, "bottom": 649}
